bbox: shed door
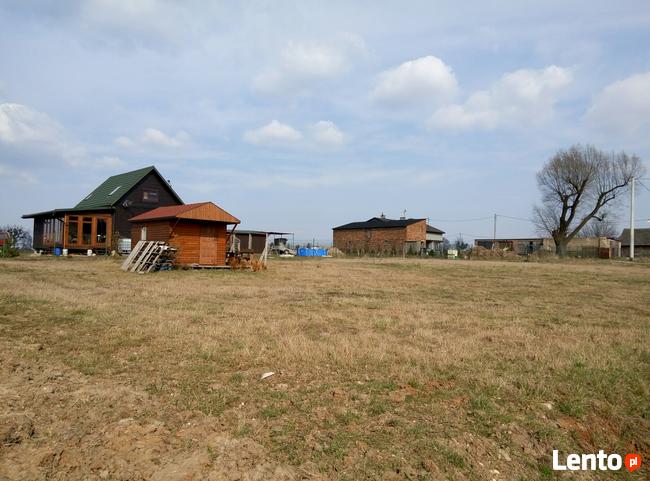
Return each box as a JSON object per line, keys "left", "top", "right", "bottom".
{"left": 199, "top": 225, "right": 218, "bottom": 265}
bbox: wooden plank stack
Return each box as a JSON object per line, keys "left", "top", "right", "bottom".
{"left": 121, "top": 240, "right": 177, "bottom": 273}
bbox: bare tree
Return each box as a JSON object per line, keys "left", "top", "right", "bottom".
{"left": 454, "top": 235, "right": 468, "bottom": 251}
{"left": 533, "top": 145, "right": 644, "bottom": 256}
{"left": 1, "top": 225, "right": 32, "bottom": 250}
{"left": 577, "top": 212, "right": 619, "bottom": 239}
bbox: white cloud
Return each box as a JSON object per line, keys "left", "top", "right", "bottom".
{"left": 0, "top": 103, "right": 63, "bottom": 144}
{"left": 370, "top": 56, "right": 459, "bottom": 108}
{"left": 0, "top": 102, "right": 87, "bottom": 166}
{"left": 94, "top": 155, "right": 126, "bottom": 168}
{"left": 180, "top": 165, "right": 464, "bottom": 192}
{"left": 429, "top": 65, "right": 572, "bottom": 130}
{"left": 243, "top": 120, "right": 302, "bottom": 145}
{"left": 141, "top": 128, "right": 188, "bottom": 147}
{"left": 114, "top": 135, "right": 135, "bottom": 148}
{"left": 80, "top": 0, "right": 194, "bottom": 49}
{"left": 0, "top": 164, "right": 38, "bottom": 184}
{"left": 115, "top": 128, "right": 189, "bottom": 149}
{"left": 585, "top": 72, "right": 650, "bottom": 136}
{"left": 311, "top": 121, "right": 345, "bottom": 146}
{"left": 253, "top": 34, "right": 366, "bottom": 95}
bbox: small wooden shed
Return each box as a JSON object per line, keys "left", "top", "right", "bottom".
{"left": 129, "top": 202, "right": 240, "bottom": 266}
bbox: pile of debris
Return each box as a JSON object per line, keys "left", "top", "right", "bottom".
{"left": 327, "top": 247, "right": 345, "bottom": 257}
{"left": 227, "top": 254, "right": 267, "bottom": 272}
{"left": 121, "top": 241, "right": 177, "bottom": 273}
{"left": 469, "top": 245, "right": 520, "bottom": 260}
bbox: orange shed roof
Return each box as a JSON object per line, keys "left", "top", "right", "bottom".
{"left": 129, "top": 202, "right": 240, "bottom": 224}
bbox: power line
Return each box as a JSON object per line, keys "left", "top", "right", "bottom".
{"left": 496, "top": 214, "right": 535, "bottom": 223}
{"left": 428, "top": 214, "right": 536, "bottom": 223}
{"left": 637, "top": 181, "right": 650, "bottom": 192}
{"left": 427, "top": 216, "right": 493, "bottom": 222}
{"left": 451, "top": 232, "right": 491, "bottom": 239}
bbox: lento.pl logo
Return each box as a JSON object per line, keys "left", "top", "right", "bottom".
{"left": 552, "top": 450, "right": 642, "bottom": 472}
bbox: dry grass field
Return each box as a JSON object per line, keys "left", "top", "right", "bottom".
{"left": 0, "top": 256, "right": 648, "bottom": 481}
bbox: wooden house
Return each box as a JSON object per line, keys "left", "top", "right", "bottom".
{"left": 22, "top": 166, "right": 183, "bottom": 252}
{"left": 129, "top": 202, "right": 240, "bottom": 266}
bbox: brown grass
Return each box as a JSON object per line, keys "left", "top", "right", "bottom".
{"left": 0, "top": 255, "right": 648, "bottom": 480}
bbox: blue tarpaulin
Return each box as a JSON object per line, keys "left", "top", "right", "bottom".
{"left": 297, "top": 247, "right": 328, "bottom": 257}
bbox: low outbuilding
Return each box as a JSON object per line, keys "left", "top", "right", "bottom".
{"left": 619, "top": 228, "right": 650, "bottom": 257}
{"left": 229, "top": 230, "right": 269, "bottom": 254}
{"left": 129, "top": 202, "right": 240, "bottom": 266}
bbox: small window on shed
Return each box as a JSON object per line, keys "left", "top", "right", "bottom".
{"left": 142, "top": 189, "right": 159, "bottom": 203}
{"left": 141, "top": 227, "right": 147, "bottom": 241}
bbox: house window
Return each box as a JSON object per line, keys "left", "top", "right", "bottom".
{"left": 96, "top": 218, "right": 107, "bottom": 244}
{"left": 142, "top": 190, "right": 159, "bottom": 203}
{"left": 68, "top": 216, "right": 78, "bottom": 245}
{"left": 141, "top": 227, "right": 147, "bottom": 241}
{"left": 82, "top": 217, "right": 92, "bottom": 244}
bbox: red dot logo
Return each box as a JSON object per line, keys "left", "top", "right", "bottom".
{"left": 625, "top": 454, "right": 641, "bottom": 472}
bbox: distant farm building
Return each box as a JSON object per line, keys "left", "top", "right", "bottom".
{"left": 619, "top": 228, "right": 650, "bottom": 257}
{"left": 474, "top": 236, "right": 621, "bottom": 258}
{"left": 333, "top": 215, "right": 444, "bottom": 255}
{"left": 129, "top": 202, "right": 240, "bottom": 266}
{"left": 0, "top": 231, "right": 8, "bottom": 248}
{"left": 23, "top": 166, "right": 183, "bottom": 253}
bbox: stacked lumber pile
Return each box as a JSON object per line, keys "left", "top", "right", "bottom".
{"left": 121, "top": 241, "right": 177, "bottom": 273}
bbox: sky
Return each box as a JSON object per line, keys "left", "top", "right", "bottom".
{"left": 1, "top": 0, "right": 650, "bottom": 243}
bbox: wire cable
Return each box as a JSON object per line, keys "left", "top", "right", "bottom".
{"left": 427, "top": 216, "right": 493, "bottom": 223}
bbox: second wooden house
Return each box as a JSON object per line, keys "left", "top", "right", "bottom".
{"left": 129, "top": 202, "right": 240, "bottom": 266}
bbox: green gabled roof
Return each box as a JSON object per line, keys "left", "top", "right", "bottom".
{"left": 73, "top": 166, "right": 181, "bottom": 209}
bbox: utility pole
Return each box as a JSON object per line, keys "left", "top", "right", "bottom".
{"left": 493, "top": 214, "right": 497, "bottom": 248}
{"left": 630, "top": 177, "right": 635, "bottom": 260}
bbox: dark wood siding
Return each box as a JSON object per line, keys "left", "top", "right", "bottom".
{"left": 113, "top": 172, "right": 183, "bottom": 240}
{"left": 131, "top": 221, "right": 172, "bottom": 244}
{"left": 32, "top": 218, "right": 45, "bottom": 250}
{"left": 232, "top": 232, "right": 267, "bottom": 254}
{"left": 250, "top": 233, "right": 267, "bottom": 253}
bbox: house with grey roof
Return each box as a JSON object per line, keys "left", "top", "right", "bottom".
{"left": 332, "top": 214, "right": 445, "bottom": 255}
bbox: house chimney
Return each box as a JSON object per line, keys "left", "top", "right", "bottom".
{"left": 400, "top": 209, "right": 407, "bottom": 220}
{"left": 380, "top": 212, "right": 386, "bottom": 220}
